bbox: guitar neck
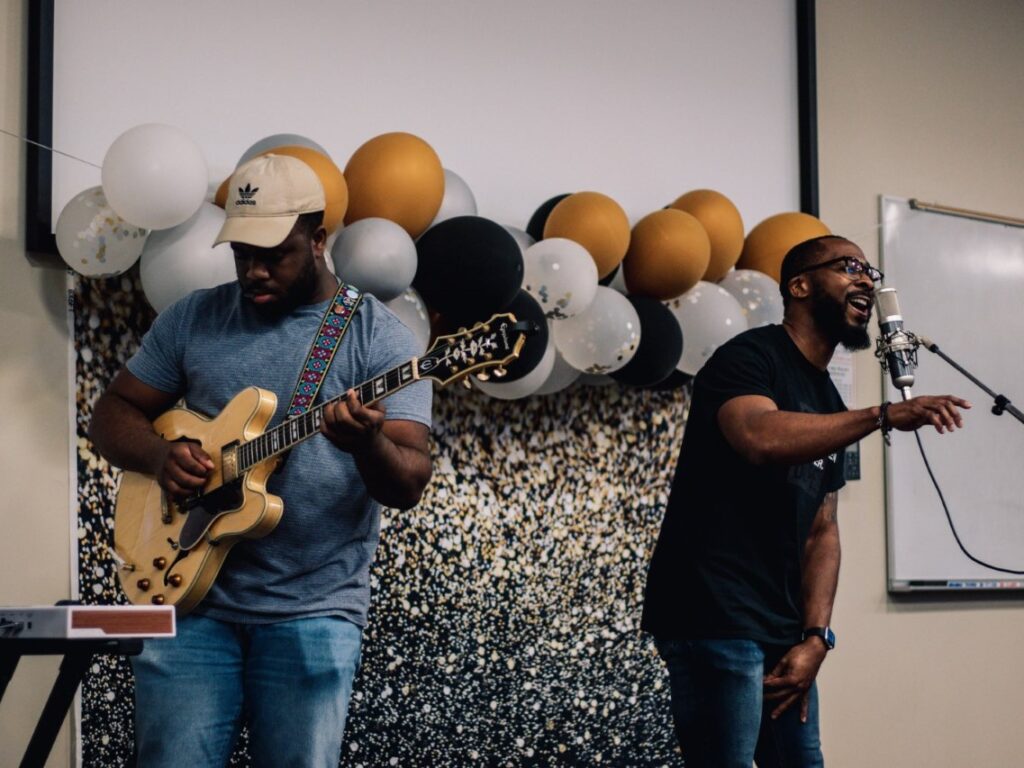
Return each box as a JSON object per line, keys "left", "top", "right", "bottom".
{"left": 235, "top": 358, "right": 420, "bottom": 473}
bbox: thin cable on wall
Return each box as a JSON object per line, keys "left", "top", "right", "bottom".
{"left": 0, "top": 127, "right": 101, "bottom": 168}
{"left": 914, "top": 430, "right": 1024, "bottom": 575}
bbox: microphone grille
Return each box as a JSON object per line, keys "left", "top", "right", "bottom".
{"left": 874, "top": 287, "right": 902, "bottom": 322}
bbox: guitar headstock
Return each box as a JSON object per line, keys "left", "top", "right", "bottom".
{"left": 416, "top": 313, "right": 531, "bottom": 387}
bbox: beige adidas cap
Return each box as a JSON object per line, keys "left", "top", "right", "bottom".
{"left": 213, "top": 154, "right": 326, "bottom": 248}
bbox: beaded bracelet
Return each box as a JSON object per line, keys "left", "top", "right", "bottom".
{"left": 878, "top": 401, "right": 893, "bottom": 445}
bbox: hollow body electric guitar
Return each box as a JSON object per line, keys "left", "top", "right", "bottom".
{"left": 113, "top": 313, "right": 529, "bottom": 613}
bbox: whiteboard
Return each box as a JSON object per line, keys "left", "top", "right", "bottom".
{"left": 49, "top": 0, "right": 800, "bottom": 232}
{"left": 881, "top": 196, "right": 1024, "bottom": 591}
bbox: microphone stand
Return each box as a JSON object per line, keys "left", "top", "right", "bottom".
{"left": 917, "top": 337, "right": 1024, "bottom": 426}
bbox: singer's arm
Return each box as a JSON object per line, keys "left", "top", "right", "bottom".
{"left": 763, "top": 490, "right": 840, "bottom": 721}
{"left": 719, "top": 394, "right": 970, "bottom": 466}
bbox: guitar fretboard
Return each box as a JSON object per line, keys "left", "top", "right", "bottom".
{"left": 236, "top": 360, "right": 419, "bottom": 473}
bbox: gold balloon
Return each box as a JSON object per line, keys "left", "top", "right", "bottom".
{"left": 622, "top": 209, "right": 711, "bottom": 300}
{"left": 259, "top": 146, "right": 348, "bottom": 234}
{"left": 343, "top": 132, "right": 445, "bottom": 239}
{"left": 214, "top": 176, "right": 230, "bottom": 209}
{"left": 670, "top": 189, "right": 744, "bottom": 282}
{"left": 737, "top": 212, "right": 831, "bottom": 282}
{"left": 542, "top": 191, "right": 630, "bottom": 279}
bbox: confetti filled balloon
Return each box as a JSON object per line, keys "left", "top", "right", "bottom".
{"left": 55, "top": 186, "right": 147, "bottom": 277}
{"left": 522, "top": 237, "right": 599, "bottom": 320}
{"left": 665, "top": 281, "right": 748, "bottom": 375}
{"left": 552, "top": 286, "right": 640, "bottom": 374}
{"left": 101, "top": 123, "right": 207, "bottom": 230}
{"left": 543, "top": 192, "right": 631, "bottom": 279}
{"left": 344, "top": 132, "right": 445, "bottom": 238}
{"left": 609, "top": 295, "right": 683, "bottom": 387}
{"left": 331, "top": 217, "right": 417, "bottom": 302}
{"left": 737, "top": 212, "right": 830, "bottom": 282}
{"left": 139, "top": 203, "right": 237, "bottom": 312}
{"left": 622, "top": 209, "right": 711, "bottom": 300}
{"left": 718, "top": 269, "right": 784, "bottom": 328}
{"left": 670, "top": 189, "right": 745, "bottom": 282}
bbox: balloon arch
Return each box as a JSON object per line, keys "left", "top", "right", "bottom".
{"left": 58, "top": 123, "right": 829, "bottom": 395}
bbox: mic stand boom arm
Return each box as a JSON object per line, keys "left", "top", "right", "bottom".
{"left": 917, "top": 337, "right": 1024, "bottom": 426}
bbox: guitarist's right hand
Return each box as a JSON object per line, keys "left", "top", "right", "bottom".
{"left": 154, "top": 441, "right": 215, "bottom": 499}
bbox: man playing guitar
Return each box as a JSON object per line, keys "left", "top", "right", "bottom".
{"left": 90, "top": 153, "right": 433, "bottom": 766}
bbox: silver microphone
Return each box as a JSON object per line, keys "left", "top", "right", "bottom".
{"left": 874, "top": 287, "right": 919, "bottom": 398}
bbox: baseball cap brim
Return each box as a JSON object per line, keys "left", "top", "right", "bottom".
{"left": 213, "top": 213, "right": 300, "bottom": 248}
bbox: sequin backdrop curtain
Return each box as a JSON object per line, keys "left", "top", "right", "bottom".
{"left": 74, "top": 273, "right": 688, "bottom": 766}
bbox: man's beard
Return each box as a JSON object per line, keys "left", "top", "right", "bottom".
{"left": 810, "top": 289, "right": 872, "bottom": 351}
{"left": 250, "top": 250, "right": 321, "bottom": 318}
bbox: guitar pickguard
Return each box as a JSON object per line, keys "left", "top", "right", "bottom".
{"left": 176, "top": 479, "right": 245, "bottom": 551}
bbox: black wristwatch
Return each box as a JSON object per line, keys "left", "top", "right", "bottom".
{"left": 801, "top": 626, "right": 836, "bottom": 651}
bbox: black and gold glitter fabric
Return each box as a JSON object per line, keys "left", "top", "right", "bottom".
{"left": 73, "top": 272, "right": 688, "bottom": 766}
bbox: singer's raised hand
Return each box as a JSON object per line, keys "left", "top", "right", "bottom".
{"left": 887, "top": 395, "right": 971, "bottom": 434}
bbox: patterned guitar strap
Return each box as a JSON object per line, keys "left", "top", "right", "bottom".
{"left": 286, "top": 281, "right": 363, "bottom": 417}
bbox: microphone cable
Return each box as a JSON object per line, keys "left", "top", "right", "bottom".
{"left": 912, "top": 429, "right": 1024, "bottom": 575}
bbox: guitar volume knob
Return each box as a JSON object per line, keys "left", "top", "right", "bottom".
{"left": 151, "top": 595, "right": 165, "bottom": 605}
{"left": 168, "top": 574, "right": 183, "bottom": 587}
{"left": 136, "top": 579, "right": 151, "bottom": 591}
{"left": 153, "top": 557, "right": 167, "bottom": 569}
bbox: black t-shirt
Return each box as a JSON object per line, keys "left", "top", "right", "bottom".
{"left": 641, "top": 324, "right": 847, "bottom": 645}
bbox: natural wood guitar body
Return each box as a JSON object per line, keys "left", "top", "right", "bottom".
{"left": 113, "top": 387, "right": 282, "bottom": 614}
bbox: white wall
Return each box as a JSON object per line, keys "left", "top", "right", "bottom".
{"left": 0, "top": 1, "right": 74, "bottom": 764}
{"left": 817, "top": 1, "right": 1024, "bottom": 765}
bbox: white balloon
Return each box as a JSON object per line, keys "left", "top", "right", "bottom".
{"left": 665, "top": 281, "right": 748, "bottom": 375}
{"left": 55, "top": 186, "right": 147, "bottom": 277}
{"left": 101, "top": 123, "right": 208, "bottom": 230}
{"left": 523, "top": 237, "right": 599, "bottom": 320}
{"left": 429, "top": 169, "right": 477, "bottom": 227}
{"left": 237, "top": 133, "right": 328, "bottom": 166}
{"left": 385, "top": 288, "right": 431, "bottom": 355}
{"left": 139, "top": 203, "right": 237, "bottom": 312}
{"left": 330, "top": 218, "right": 417, "bottom": 302}
{"left": 474, "top": 333, "right": 556, "bottom": 400}
{"left": 552, "top": 286, "right": 640, "bottom": 374}
{"left": 533, "top": 340, "right": 581, "bottom": 395}
{"left": 718, "top": 269, "right": 784, "bottom": 328}
{"left": 503, "top": 225, "right": 535, "bottom": 254}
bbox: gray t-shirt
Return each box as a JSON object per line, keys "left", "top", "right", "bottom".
{"left": 126, "top": 281, "right": 432, "bottom": 626}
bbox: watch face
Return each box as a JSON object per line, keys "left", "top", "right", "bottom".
{"left": 824, "top": 627, "right": 836, "bottom": 649}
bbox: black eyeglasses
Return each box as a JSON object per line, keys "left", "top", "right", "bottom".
{"left": 792, "top": 256, "right": 883, "bottom": 284}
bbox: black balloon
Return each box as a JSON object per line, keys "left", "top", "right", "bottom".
{"left": 492, "top": 290, "right": 549, "bottom": 383}
{"left": 525, "top": 193, "right": 571, "bottom": 241}
{"left": 414, "top": 216, "right": 523, "bottom": 325}
{"left": 645, "top": 368, "right": 693, "bottom": 391}
{"left": 609, "top": 295, "right": 684, "bottom": 387}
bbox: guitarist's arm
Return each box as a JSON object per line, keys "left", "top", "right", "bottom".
{"left": 322, "top": 389, "right": 432, "bottom": 510}
{"left": 89, "top": 369, "right": 214, "bottom": 497}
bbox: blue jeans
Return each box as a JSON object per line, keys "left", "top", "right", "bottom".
{"left": 131, "top": 614, "right": 362, "bottom": 768}
{"left": 655, "top": 638, "right": 824, "bottom": 768}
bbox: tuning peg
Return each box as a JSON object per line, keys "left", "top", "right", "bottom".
{"left": 476, "top": 371, "right": 491, "bottom": 382}
{"left": 461, "top": 378, "right": 473, "bottom": 390}
{"left": 492, "top": 366, "right": 508, "bottom": 379}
